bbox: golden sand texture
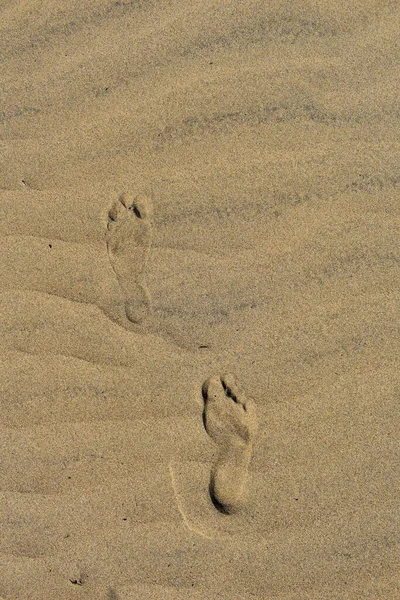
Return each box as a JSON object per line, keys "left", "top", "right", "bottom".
{"left": 1, "top": 1, "right": 399, "bottom": 598}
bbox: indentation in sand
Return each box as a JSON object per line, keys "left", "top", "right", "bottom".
{"left": 168, "top": 461, "right": 260, "bottom": 542}
{"left": 106, "top": 193, "right": 153, "bottom": 324}
{"left": 202, "top": 374, "right": 258, "bottom": 514}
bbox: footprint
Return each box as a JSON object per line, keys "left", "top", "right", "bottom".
{"left": 202, "top": 374, "right": 258, "bottom": 514}
{"left": 106, "top": 193, "right": 153, "bottom": 324}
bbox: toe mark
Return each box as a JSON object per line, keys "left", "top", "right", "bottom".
{"left": 131, "top": 204, "right": 142, "bottom": 219}
{"left": 221, "top": 378, "right": 238, "bottom": 403}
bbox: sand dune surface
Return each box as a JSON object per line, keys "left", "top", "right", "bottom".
{"left": 1, "top": 1, "right": 399, "bottom": 598}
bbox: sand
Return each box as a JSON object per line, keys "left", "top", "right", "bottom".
{"left": 1, "top": 0, "right": 399, "bottom": 598}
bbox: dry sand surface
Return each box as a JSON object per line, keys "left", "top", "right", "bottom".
{"left": 1, "top": 0, "right": 399, "bottom": 598}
